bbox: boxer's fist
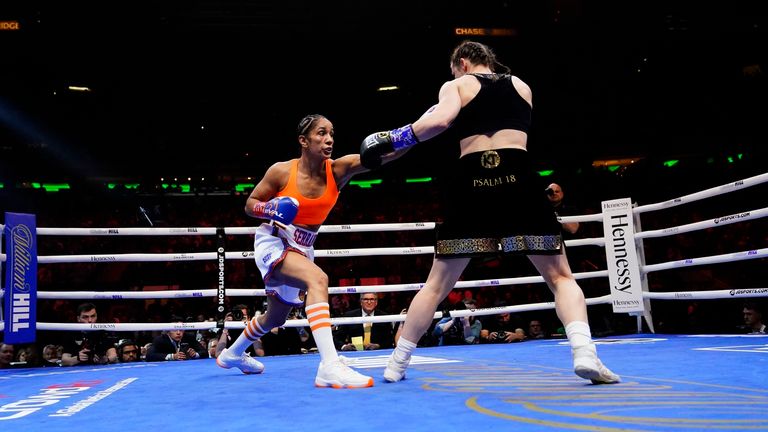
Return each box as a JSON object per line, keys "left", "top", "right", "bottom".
{"left": 360, "top": 124, "right": 420, "bottom": 169}
{"left": 360, "top": 131, "right": 395, "bottom": 169}
{"left": 253, "top": 196, "right": 299, "bottom": 225}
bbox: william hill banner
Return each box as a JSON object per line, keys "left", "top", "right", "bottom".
{"left": 3, "top": 212, "right": 37, "bottom": 343}
{"left": 601, "top": 199, "right": 644, "bottom": 313}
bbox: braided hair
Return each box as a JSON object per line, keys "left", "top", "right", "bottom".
{"left": 450, "top": 40, "right": 511, "bottom": 74}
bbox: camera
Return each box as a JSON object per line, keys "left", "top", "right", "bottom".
{"left": 230, "top": 309, "right": 244, "bottom": 321}
{"left": 179, "top": 342, "right": 190, "bottom": 352}
{"left": 494, "top": 331, "right": 507, "bottom": 342}
{"left": 545, "top": 187, "right": 555, "bottom": 197}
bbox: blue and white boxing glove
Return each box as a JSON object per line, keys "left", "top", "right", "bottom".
{"left": 253, "top": 196, "right": 299, "bottom": 225}
{"left": 360, "top": 124, "right": 420, "bottom": 169}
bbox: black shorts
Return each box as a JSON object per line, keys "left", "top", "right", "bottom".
{"left": 435, "top": 148, "right": 562, "bottom": 258}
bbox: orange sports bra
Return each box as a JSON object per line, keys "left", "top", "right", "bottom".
{"left": 276, "top": 159, "right": 339, "bottom": 225}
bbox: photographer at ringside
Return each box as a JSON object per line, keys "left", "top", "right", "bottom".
{"left": 61, "top": 303, "right": 118, "bottom": 366}
{"left": 480, "top": 303, "right": 527, "bottom": 344}
{"left": 146, "top": 316, "right": 208, "bottom": 361}
{"left": 214, "top": 304, "right": 264, "bottom": 358}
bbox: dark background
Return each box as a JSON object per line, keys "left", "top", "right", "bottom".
{"left": 1, "top": 0, "right": 766, "bottom": 185}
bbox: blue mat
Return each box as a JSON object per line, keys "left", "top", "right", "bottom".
{"left": 2, "top": 334, "right": 767, "bottom": 431}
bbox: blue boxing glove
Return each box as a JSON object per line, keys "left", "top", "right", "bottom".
{"left": 252, "top": 196, "right": 299, "bottom": 225}
{"left": 360, "top": 124, "right": 419, "bottom": 169}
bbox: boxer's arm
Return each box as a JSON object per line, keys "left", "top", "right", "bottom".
{"left": 360, "top": 80, "right": 461, "bottom": 169}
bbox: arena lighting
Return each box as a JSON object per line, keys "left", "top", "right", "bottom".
{"left": 404, "top": 177, "right": 432, "bottom": 183}
{"left": 349, "top": 179, "right": 382, "bottom": 189}
{"left": 235, "top": 183, "right": 255, "bottom": 192}
{"left": 454, "top": 27, "right": 516, "bottom": 37}
{"left": 592, "top": 157, "right": 644, "bottom": 168}
{"left": 377, "top": 86, "right": 399, "bottom": 92}
{"left": 537, "top": 170, "right": 554, "bottom": 176}
{"left": 67, "top": 86, "right": 91, "bottom": 92}
{"left": 663, "top": 160, "right": 680, "bottom": 167}
{"left": 105, "top": 183, "right": 139, "bottom": 190}
{"left": 0, "top": 182, "right": 4, "bottom": 189}
{"left": 161, "top": 183, "right": 191, "bottom": 193}
{"left": 41, "top": 183, "right": 71, "bottom": 192}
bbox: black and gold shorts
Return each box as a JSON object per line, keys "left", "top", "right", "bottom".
{"left": 435, "top": 148, "right": 562, "bottom": 258}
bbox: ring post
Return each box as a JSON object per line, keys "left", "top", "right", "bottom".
{"left": 2, "top": 212, "right": 38, "bottom": 344}
{"left": 601, "top": 199, "right": 646, "bottom": 328}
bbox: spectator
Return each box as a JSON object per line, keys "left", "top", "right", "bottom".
{"left": 432, "top": 299, "right": 481, "bottom": 346}
{"left": 15, "top": 345, "right": 40, "bottom": 367}
{"left": 742, "top": 302, "right": 766, "bottom": 334}
{"left": 335, "top": 293, "right": 394, "bottom": 351}
{"left": 146, "top": 317, "right": 209, "bottom": 361}
{"left": 546, "top": 182, "right": 579, "bottom": 235}
{"left": 207, "top": 339, "right": 218, "bottom": 358}
{"left": 140, "top": 342, "right": 152, "bottom": 361}
{"left": 527, "top": 319, "right": 548, "bottom": 339}
{"left": 0, "top": 343, "right": 16, "bottom": 369}
{"left": 41, "top": 344, "right": 63, "bottom": 366}
{"left": 61, "top": 302, "right": 118, "bottom": 366}
{"left": 480, "top": 306, "right": 526, "bottom": 344}
{"left": 116, "top": 339, "right": 141, "bottom": 363}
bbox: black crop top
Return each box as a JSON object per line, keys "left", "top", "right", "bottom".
{"left": 449, "top": 73, "right": 532, "bottom": 140}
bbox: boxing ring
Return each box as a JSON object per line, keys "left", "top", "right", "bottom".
{"left": 1, "top": 172, "right": 767, "bottom": 431}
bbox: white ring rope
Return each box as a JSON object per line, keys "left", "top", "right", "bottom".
{"left": 642, "top": 247, "right": 767, "bottom": 274}
{"left": 1, "top": 172, "right": 765, "bottom": 334}
{"left": 635, "top": 207, "right": 768, "bottom": 240}
{"left": 30, "top": 222, "right": 436, "bottom": 237}
{"left": 632, "top": 172, "right": 768, "bottom": 215}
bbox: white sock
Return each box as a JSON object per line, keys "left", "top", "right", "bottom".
{"left": 305, "top": 302, "right": 339, "bottom": 364}
{"left": 565, "top": 321, "right": 593, "bottom": 349}
{"left": 230, "top": 317, "right": 267, "bottom": 354}
{"left": 393, "top": 337, "right": 416, "bottom": 362}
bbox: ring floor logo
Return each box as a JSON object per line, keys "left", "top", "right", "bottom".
{"left": 0, "top": 377, "right": 137, "bottom": 420}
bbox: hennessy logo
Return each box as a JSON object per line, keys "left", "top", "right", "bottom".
{"left": 480, "top": 150, "right": 500, "bottom": 168}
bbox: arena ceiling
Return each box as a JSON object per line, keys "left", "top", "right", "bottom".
{"left": 1, "top": 1, "right": 766, "bottom": 181}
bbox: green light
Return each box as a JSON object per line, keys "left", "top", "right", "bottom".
{"left": 125, "top": 183, "right": 139, "bottom": 190}
{"left": 727, "top": 156, "right": 734, "bottom": 163}
{"left": 662, "top": 160, "right": 679, "bottom": 167}
{"left": 0, "top": 183, "right": 4, "bottom": 189}
{"left": 31, "top": 182, "right": 41, "bottom": 189}
{"left": 607, "top": 166, "right": 620, "bottom": 172}
{"left": 405, "top": 177, "right": 432, "bottom": 183}
{"left": 42, "top": 183, "right": 71, "bottom": 192}
{"left": 107, "top": 183, "right": 117, "bottom": 189}
{"left": 349, "top": 179, "right": 383, "bottom": 189}
{"left": 180, "top": 184, "right": 191, "bottom": 193}
{"left": 537, "top": 170, "right": 554, "bottom": 177}
{"left": 161, "top": 183, "right": 169, "bottom": 189}
{"left": 235, "top": 183, "right": 255, "bottom": 192}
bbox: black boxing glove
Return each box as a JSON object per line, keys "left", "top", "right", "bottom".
{"left": 360, "top": 124, "right": 419, "bottom": 169}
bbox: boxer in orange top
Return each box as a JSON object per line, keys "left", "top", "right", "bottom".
{"left": 217, "top": 114, "right": 405, "bottom": 388}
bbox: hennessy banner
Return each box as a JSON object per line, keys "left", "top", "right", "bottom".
{"left": 600, "top": 199, "right": 644, "bottom": 314}
{"left": 3, "top": 212, "right": 38, "bottom": 343}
